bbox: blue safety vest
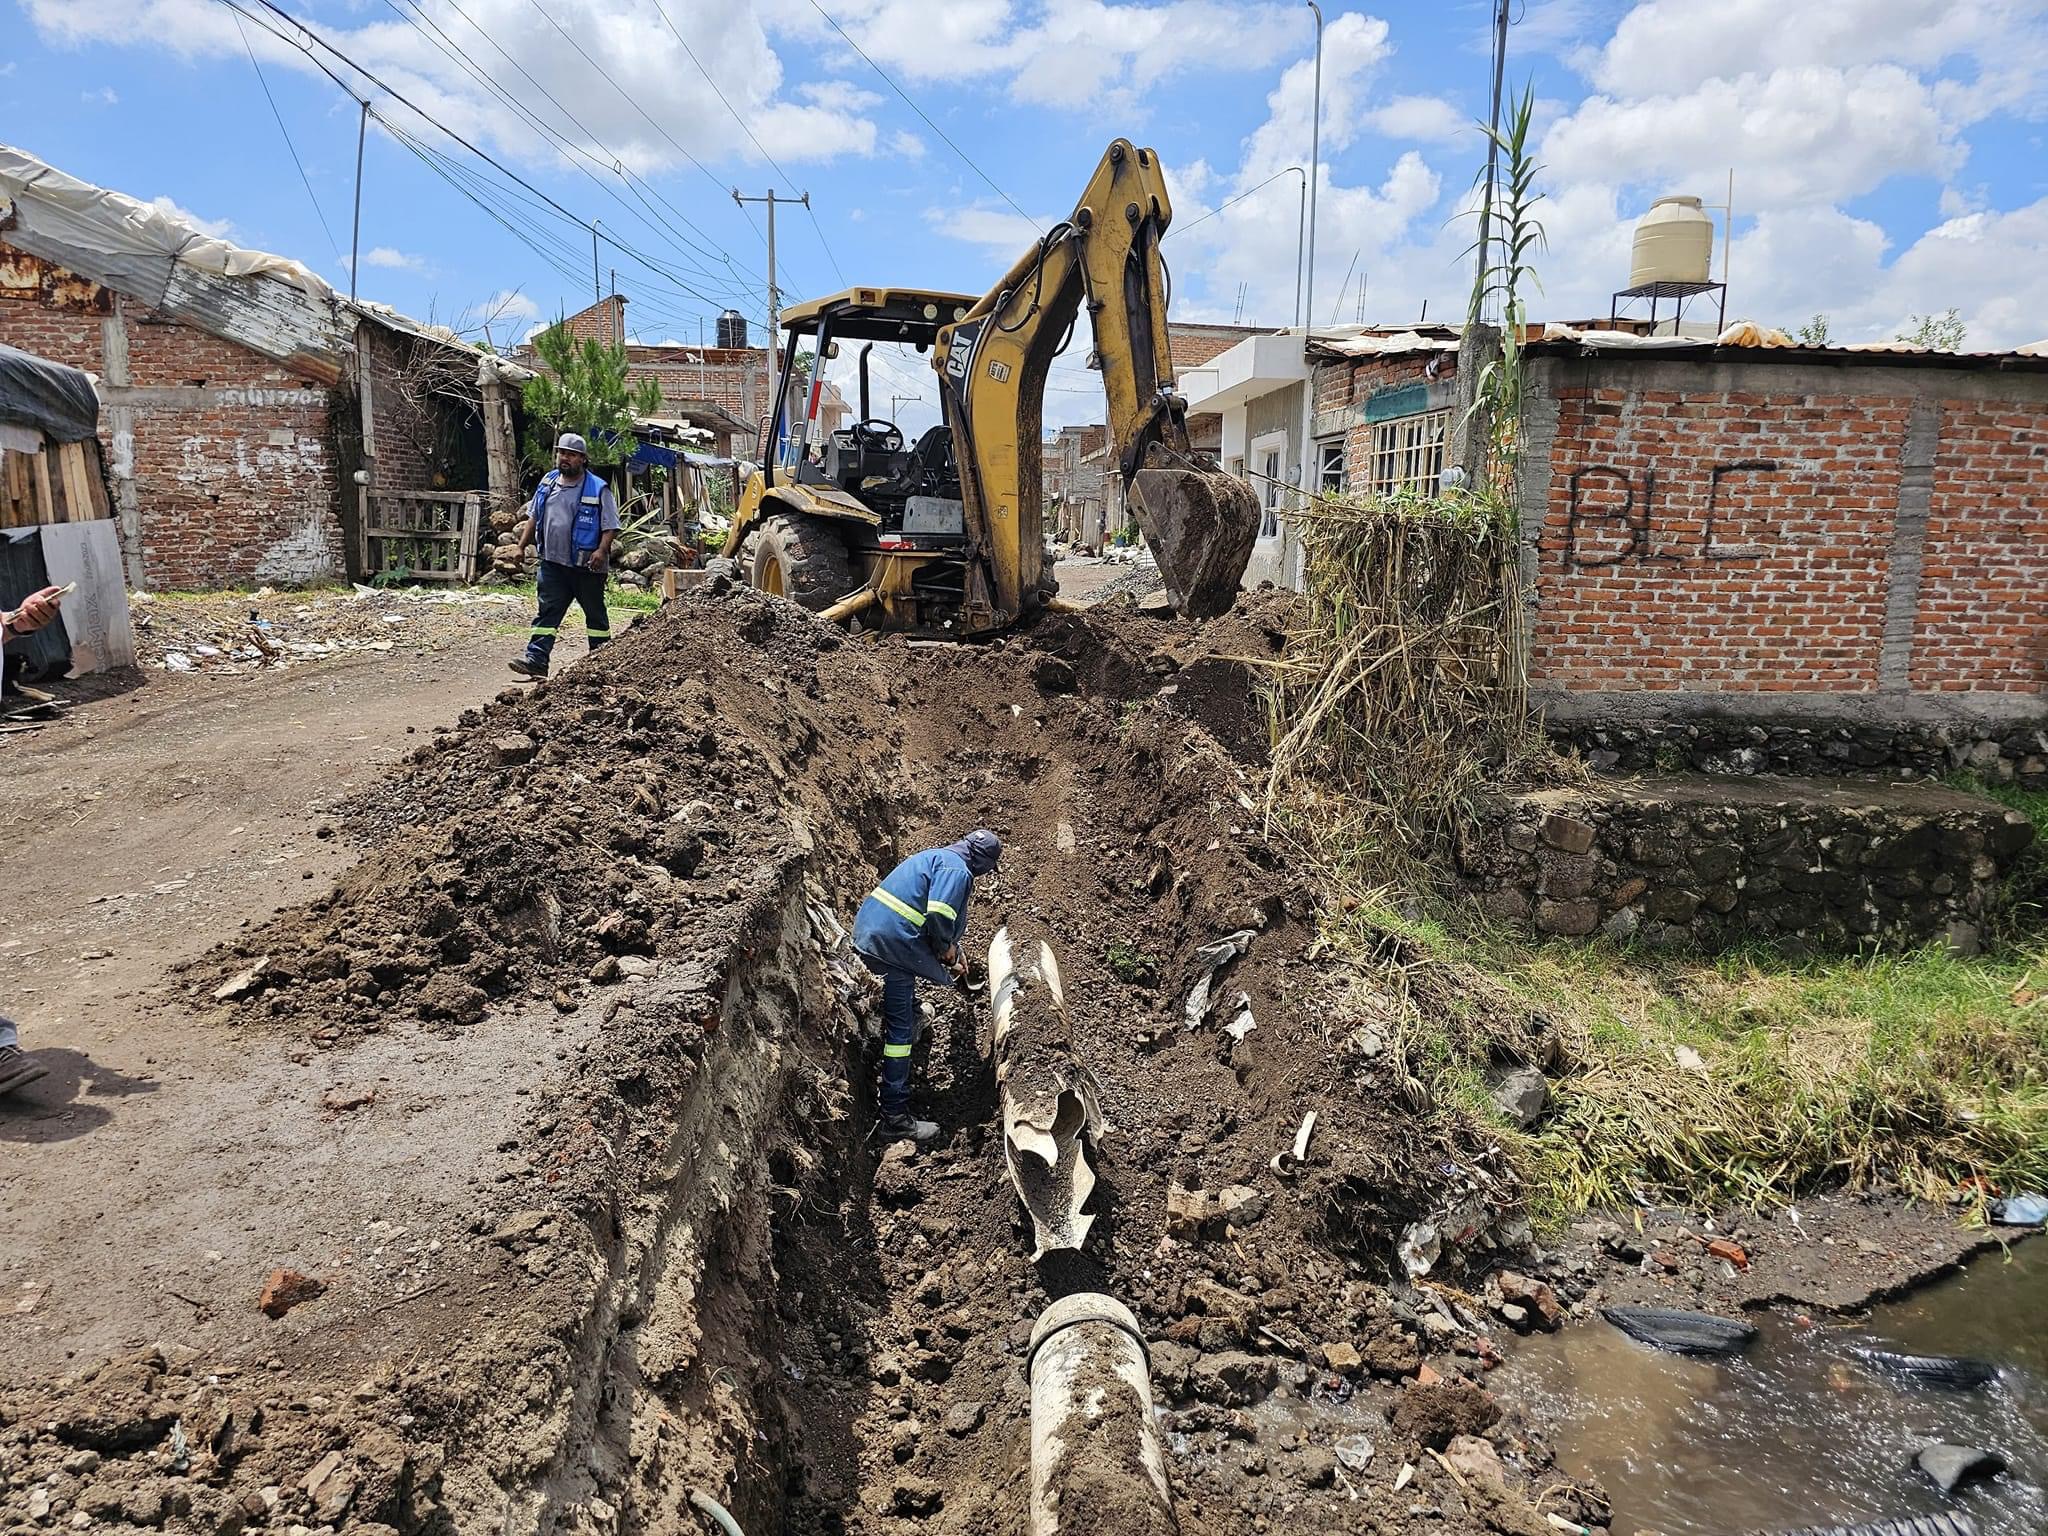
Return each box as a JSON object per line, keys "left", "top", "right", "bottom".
{"left": 532, "top": 469, "right": 605, "bottom": 555}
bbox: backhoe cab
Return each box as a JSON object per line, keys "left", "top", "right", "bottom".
{"left": 724, "top": 139, "right": 1258, "bottom": 636}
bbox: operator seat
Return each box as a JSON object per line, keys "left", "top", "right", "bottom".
{"left": 880, "top": 425, "right": 957, "bottom": 499}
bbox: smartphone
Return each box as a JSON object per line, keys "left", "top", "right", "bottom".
{"left": 48, "top": 582, "right": 76, "bottom": 600}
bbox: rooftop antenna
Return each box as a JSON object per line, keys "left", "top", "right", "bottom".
{"left": 1330, "top": 249, "right": 1360, "bottom": 325}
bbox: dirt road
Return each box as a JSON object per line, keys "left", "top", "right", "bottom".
{"left": 0, "top": 629, "right": 572, "bottom": 1373}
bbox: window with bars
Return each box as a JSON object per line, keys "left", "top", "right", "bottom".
{"left": 1367, "top": 409, "right": 1449, "bottom": 496}
{"left": 1317, "top": 439, "right": 1345, "bottom": 496}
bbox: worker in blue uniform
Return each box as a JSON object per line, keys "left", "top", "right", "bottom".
{"left": 850, "top": 829, "right": 1002, "bottom": 1143}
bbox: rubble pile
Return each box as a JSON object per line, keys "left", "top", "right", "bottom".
{"left": 133, "top": 586, "right": 520, "bottom": 675}
{"left": 12, "top": 579, "right": 1599, "bottom": 1535}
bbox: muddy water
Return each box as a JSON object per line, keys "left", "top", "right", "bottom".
{"left": 1496, "top": 1239, "right": 2047, "bottom": 1535}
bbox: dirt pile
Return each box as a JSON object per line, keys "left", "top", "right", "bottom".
{"left": 7, "top": 579, "right": 1599, "bottom": 1536}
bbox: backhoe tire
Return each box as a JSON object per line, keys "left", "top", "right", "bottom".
{"left": 747, "top": 512, "right": 859, "bottom": 613}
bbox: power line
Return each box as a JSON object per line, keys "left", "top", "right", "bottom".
{"left": 523, "top": 0, "right": 762, "bottom": 241}
{"left": 218, "top": 0, "right": 770, "bottom": 328}
{"left": 230, "top": 8, "right": 344, "bottom": 265}
{"left": 1169, "top": 165, "right": 1304, "bottom": 239}
{"left": 647, "top": 0, "right": 848, "bottom": 291}
{"left": 804, "top": 0, "right": 1039, "bottom": 230}
{"left": 402, "top": 0, "right": 765, "bottom": 293}
{"left": 381, "top": 0, "right": 736, "bottom": 287}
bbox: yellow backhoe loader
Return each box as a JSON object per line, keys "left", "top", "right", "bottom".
{"left": 722, "top": 138, "right": 1259, "bottom": 635}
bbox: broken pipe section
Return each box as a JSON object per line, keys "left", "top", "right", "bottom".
{"left": 990, "top": 924, "right": 1103, "bottom": 1260}
{"left": 1029, "top": 1293, "right": 1178, "bottom": 1536}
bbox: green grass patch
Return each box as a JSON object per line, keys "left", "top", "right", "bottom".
{"left": 1301, "top": 817, "right": 2048, "bottom": 1227}
{"left": 475, "top": 578, "right": 664, "bottom": 613}
{"left": 1104, "top": 940, "right": 1161, "bottom": 987}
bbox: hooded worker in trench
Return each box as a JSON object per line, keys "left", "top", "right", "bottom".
{"left": 850, "top": 829, "right": 1002, "bottom": 1143}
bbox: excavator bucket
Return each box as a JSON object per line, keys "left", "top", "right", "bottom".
{"left": 1127, "top": 465, "right": 1260, "bottom": 619}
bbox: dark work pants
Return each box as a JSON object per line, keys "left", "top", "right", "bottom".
{"left": 862, "top": 957, "right": 920, "bottom": 1116}
{"left": 525, "top": 558, "right": 610, "bottom": 668}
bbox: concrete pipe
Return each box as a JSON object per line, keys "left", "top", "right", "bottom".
{"left": 990, "top": 925, "right": 1104, "bottom": 1260}
{"left": 1028, "top": 1293, "right": 1178, "bottom": 1536}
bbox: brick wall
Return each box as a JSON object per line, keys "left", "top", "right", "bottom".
{"left": 1170, "top": 323, "right": 1267, "bottom": 370}
{"left": 1916, "top": 402, "right": 2048, "bottom": 693}
{"left": 1532, "top": 385, "right": 1905, "bottom": 693}
{"left": 1514, "top": 354, "right": 2048, "bottom": 716}
{"left": 0, "top": 243, "right": 344, "bottom": 588}
{"left": 1314, "top": 348, "right": 2048, "bottom": 733}
{"left": 559, "top": 294, "right": 627, "bottom": 348}
{"left": 360, "top": 325, "right": 486, "bottom": 496}
{"left": 1315, "top": 353, "right": 1451, "bottom": 492}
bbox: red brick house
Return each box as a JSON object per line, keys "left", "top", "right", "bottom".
{"left": 0, "top": 146, "right": 521, "bottom": 589}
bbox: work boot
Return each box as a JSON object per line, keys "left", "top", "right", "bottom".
{"left": 879, "top": 1112, "right": 939, "bottom": 1145}
{"left": 0, "top": 1045, "right": 47, "bottom": 1098}
{"left": 507, "top": 655, "right": 549, "bottom": 681}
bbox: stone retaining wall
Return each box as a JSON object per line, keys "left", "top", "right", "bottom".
{"left": 1462, "top": 775, "right": 2036, "bottom": 955}
{"left": 1547, "top": 708, "right": 2047, "bottom": 791}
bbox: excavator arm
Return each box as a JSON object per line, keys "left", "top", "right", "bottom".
{"left": 931, "top": 139, "right": 1259, "bottom": 625}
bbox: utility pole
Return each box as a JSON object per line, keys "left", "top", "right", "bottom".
{"left": 592, "top": 219, "right": 603, "bottom": 308}
{"left": 348, "top": 99, "right": 367, "bottom": 303}
{"left": 890, "top": 393, "right": 918, "bottom": 420}
{"left": 1467, "top": 0, "right": 1511, "bottom": 332}
{"left": 731, "top": 188, "right": 809, "bottom": 333}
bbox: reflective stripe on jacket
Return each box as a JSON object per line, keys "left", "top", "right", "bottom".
{"left": 851, "top": 846, "right": 972, "bottom": 985}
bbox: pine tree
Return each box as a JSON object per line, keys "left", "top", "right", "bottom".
{"left": 521, "top": 319, "right": 664, "bottom": 471}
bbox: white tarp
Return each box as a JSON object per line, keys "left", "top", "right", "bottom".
{"left": 0, "top": 144, "right": 331, "bottom": 299}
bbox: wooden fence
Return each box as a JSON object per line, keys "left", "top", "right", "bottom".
{"left": 360, "top": 490, "right": 483, "bottom": 583}
{"left": 0, "top": 439, "right": 112, "bottom": 529}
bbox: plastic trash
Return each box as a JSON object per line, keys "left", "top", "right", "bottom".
{"left": 1993, "top": 1192, "right": 2047, "bottom": 1226}
{"left": 1399, "top": 1222, "right": 1441, "bottom": 1278}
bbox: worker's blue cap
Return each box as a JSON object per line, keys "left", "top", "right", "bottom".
{"left": 959, "top": 829, "right": 1002, "bottom": 875}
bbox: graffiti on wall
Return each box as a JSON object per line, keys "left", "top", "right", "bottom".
{"left": 1563, "top": 459, "right": 1781, "bottom": 568}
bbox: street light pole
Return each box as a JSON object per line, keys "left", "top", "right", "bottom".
{"left": 1290, "top": 166, "right": 1306, "bottom": 328}
{"left": 1292, "top": 0, "right": 1325, "bottom": 568}
{"left": 1302, "top": 2, "right": 1322, "bottom": 347}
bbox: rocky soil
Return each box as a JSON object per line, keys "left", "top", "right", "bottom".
{"left": 4, "top": 575, "right": 1992, "bottom": 1536}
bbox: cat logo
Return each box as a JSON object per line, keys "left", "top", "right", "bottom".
{"left": 986, "top": 359, "right": 1012, "bottom": 383}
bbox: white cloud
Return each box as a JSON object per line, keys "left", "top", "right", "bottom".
{"left": 888, "top": 130, "right": 927, "bottom": 161}
{"left": 23, "top": 0, "right": 885, "bottom": 178}
{"left": 483, "top": 290, "right": 542, "bottom": 321}
{"left": 149, "top": 195, "right": 234, "bottom": 239}
{"left": 929, "top": 203, "right": 1059, "bottom": 258}
{"left": 81, "top": 86, "right": 118, "bottom": 105}
{"left": 775, "top": 0, "right": 1304, "bottom": 114}
{"left": 360, "top": 246, "right": 427, "bottom": 272}
{"left": 1242, "top": 12, "right": 1393, "bottom": 180}
{"left": 1546, "top": 65, "right": 1962, "bottom": 208}
{"left": 1588, "top": 0, "right": 2033, "bottom": 102}
{"left": 1364, "top": 95, "right": 1469, "bottom": 144}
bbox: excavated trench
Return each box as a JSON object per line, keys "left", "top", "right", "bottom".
{"left": 17, "top": 583, "right": 1562, "bottom": 1536}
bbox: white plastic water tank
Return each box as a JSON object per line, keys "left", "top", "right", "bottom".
{"left": 1629, "top": 195, "right": 1714, "bottom": 287}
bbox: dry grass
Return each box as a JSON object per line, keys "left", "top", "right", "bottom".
{"left": 1262, "top": 488, "right": 1570, "bottom": 896}
{"left": 1264, "top": 495, "right": 2048, "bottom": 1224}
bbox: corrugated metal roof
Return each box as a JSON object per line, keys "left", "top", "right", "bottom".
{"left": 0, "top": 144, "right": 483, "bottom": 387}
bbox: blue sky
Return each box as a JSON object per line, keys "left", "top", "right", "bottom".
{"left": 7, "top": 0, "right": 2048, "bottom": 429}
